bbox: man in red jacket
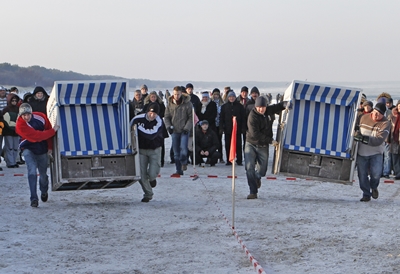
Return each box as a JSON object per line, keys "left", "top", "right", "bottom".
{"left": 15, "top": 103, "right": 59, "bottom": 207}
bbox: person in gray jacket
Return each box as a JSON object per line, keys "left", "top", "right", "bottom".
{"left": 164, "top": 86, "right": 193, "bottom": 175}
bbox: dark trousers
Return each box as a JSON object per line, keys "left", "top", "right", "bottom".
{"left": 195, "top": 151, "right": 221, "bottom": 165}
{"left": 161, "top": 142, "right": 165, "bottom": 166}
{"left": 216, "top": 126, "right": 224, "bottom": 160}
{"left": 224, "top": 133, "right": 243, "bottom": 164}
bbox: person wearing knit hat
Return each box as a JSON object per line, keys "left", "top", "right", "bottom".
{"left": 147, "top": 102, "right": 160, "bottom": 115}
{"left": 194, "top": 119, "right": 221, "bottom": 167}
{"left": 228, "top": 91, "right": 236, "bottom": 98}
{"left": 15, "top": 103, "right": 60, "bottom": 207}
{"left": 238, "top": 86, "right": 249, "bottom": 108}
{"left": 354, "top": 101, "right": 391, "bottom": 202}
{"left": 201, "top": 91, "right": 210, "bottom": 98}
{"left": 374, "top": 102, "right": 387, "bottom": 115}
{"left": 362, "top": 100, "right": 373, "bottom": 110}
{"left": 244, "top": 95, "right": 287, "bottom": 199}
{"left": 140, "top": 84, "right": 149, "bottom": 99}
{"left": 130, "top": 99, "right": 167, "bottom": 202}
{"left": 220, "top": 90, "right": 245, "bottom": 166}
{"left": 356, "top": 98, "right": 373, "bottom": 131}
{"left": 185, "top": 83, "right": 201, "bottom": 117}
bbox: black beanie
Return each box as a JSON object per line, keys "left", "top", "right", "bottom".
{"left": 374, "top": 102, "right": 386, "bottom": 115}
{"left": 255, "top": 96, "right": 267, "bottom": 107}
{"left": 148, "top": 103, "right": 160, "bottom": 115}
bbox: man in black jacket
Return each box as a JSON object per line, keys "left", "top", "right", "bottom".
{"left": 245, "top": 96, "right": 286, "bottom": 199}
{"left": 220, "top": 91, "right": 246, "bottom": 166}
{"left": 195, "top": 120, "right": 221, "bottom": 166}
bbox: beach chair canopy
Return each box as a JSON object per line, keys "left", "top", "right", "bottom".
{"left": 282, "top": 81, "right": 362, "bottom": 158}
{"left": 48, "top": 81, "right": 131, "bottom": 156}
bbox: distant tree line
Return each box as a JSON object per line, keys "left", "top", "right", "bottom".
{"left": 0, "top": 62, "right": 287, "bottom": 91}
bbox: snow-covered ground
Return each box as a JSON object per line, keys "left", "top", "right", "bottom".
{"left": 1, "top": 139, "right": 400, "bottom": 274}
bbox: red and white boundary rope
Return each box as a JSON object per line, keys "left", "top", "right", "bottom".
{"left": 199, "top": 173, "right": 268, "bottom": 274}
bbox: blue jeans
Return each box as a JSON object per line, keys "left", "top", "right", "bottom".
{"left": 23, "top": 149, "right": 49, "bottom": 202}
{"left": 383, "top": 143, "right": 391, "bottom": 176}
{"left": 4, "top": 136, "right": 20, "bottom": 166}
{"left": 139, "top": 147, "right": 161, "bottom": 199}
{"left": 171, "top": 132, "right": 189, "bottom": 173}
{"left": 244, "top": 142, "right": 269, "bottom": 195}
{"left": 357, "top": 153, "right": 383, "bottom": 198}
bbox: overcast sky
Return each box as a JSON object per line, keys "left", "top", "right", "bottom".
{"left": 2, "top": 0, "right": 399, "bottom": 82}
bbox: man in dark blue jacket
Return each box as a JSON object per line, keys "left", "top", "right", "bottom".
{"left": 245, "top": 96, "right": 286, "bottom": 199}
{"left": 130, "top": 103, "right": 166, "bottom": 202}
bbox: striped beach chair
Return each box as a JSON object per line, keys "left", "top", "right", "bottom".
{"left": 275, "top": 80, "right": 362, "bottom": 184}
{"left": 47, "top": 80, "right": 140, "bottom": 191}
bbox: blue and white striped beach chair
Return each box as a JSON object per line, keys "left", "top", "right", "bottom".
{"left": 274, "top": 80, "right": 362, "bottom": 184}
{"left": 47, "top": 80, "right": 140, "bottom": 191}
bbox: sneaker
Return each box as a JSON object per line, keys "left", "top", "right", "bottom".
{"left": 150, "top": 179, "right": 157, "bottom": 188}
{"left": 141, "top": 197, "right": 152, "bottom": 203}
{"left": 7, "top": 165, "right": 17, "bottom": 168}
{"left": 360, "top": 196, "right": 371, "bottom": 202}
{"left": 225, "top": 162, "right": 232, "bottom": 166}
{"left": 41, "top": 193, "right": 48, "bottom": 202}
{"left": 256, "top": 178, "right": 261, "bottom": 189}
{"left": 247, "top": 194, "right": 258, "bottom": 199}
{"left": 372, "top": 189, "right": 379, "bottom": 199}
{"left": 31, "top": 200, "right": 39, "bottom": 207}
{"left": 182, "top": 165, "right": 187, "bottom": 171}
{"left": 170, "top": 160, "right": 175, "bottom": 164}
{"left": 0, "top": 167, "right": 2, "bottom": 171}
{"left": 220, "top": 159, "right": 225, "bottom": 164}
{"left": 383, "top": 175, "right": 390, "bottom": 179}
{"left": 17, "top": 160, "right": 25, "bottom": 165}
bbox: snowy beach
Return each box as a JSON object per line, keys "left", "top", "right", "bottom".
{"left": 1, "top": 140, "right": 400, "bottom": 273}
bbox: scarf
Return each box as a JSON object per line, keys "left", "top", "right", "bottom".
{"left": 201, "top": 99, "right": 209, "bottom": 114}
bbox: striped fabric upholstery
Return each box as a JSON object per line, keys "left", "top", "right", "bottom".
{"left": 282, "top": 81, "right": 361, "bottom": 158}
{"left": 48, "top": 81, "right": 132, "bottom": 156}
